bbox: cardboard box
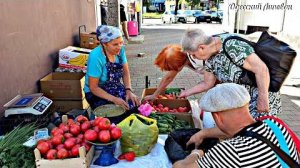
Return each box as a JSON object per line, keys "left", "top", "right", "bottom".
{"left": 40, "top": 72, "right": 85, "bottom": 100}
{"left": 80, "top": 32, "right": 99, "bottom": 49}
{"left": 49, "top": 98, "right": 89, "bottom": 113}
{"left": 34, "top": 146, "right": 94, "bottom": 168}
{"left": 59, "top": 46, "right": 91, "bottom": 70}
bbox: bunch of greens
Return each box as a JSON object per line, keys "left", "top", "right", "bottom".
{"left": 0, "top": 123, "right": 37, "bottom": 168}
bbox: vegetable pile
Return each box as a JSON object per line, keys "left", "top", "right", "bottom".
{"left": 149, "top": 113, "right": 192, "bottom": 134}
{"left": 37, "top": 115, "right": 122, "bottom": 160}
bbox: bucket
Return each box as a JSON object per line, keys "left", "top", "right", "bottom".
{"left": 93, "top": 104, "right": 139, "bottom": 124}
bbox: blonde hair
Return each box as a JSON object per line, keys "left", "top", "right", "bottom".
{"left": 154, "top": 44, "right": 187, "bottom": 71}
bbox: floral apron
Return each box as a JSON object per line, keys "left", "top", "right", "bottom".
{"left": 86, "top": 51, "right": 126, "bottom": 110}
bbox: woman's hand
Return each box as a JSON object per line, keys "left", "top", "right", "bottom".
{"left": 178, "top": 90, "right": 189, "bottom": 98}
{"left": 126, "top": 91, "right": 141, "bottom": 107}
{"left": 112, "top": 97, "right": 129, "bottom": 110}
{"left": 143, "top": 94, "right": 157, "bottom": 102}
{"left": 257, "top": 95, "right": 270, "bottom": 113}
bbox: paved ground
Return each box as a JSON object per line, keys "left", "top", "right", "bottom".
{"left": 125, "top": 19, "right": 300, "bottom": 136}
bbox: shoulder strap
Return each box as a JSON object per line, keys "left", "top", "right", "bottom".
{"left": 257, "top": 116, "right": 300, "bottom": 152}
{"left": 241, "top": 130, "right": 300, "bottom": 168}
{"left": 222, "top": 36, "right": 256, "bottom": 68}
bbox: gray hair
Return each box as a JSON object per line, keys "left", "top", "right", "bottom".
{"left": 181, "top": 28, "right": 212, "bottom": 52}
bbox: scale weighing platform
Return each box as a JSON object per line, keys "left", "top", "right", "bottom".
{"left": 4, "top": 93, "right": 53, "bottom": 117}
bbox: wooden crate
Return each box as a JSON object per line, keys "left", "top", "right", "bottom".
{"left": 34, "top": 116, "right": 94, "bottom": 168}
{"left": 34, "top": 146, "right": 94, "bottom": 168}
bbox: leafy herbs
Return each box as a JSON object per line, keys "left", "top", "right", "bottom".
{"left": 0, "top": 123, "right": 37, "bottom": 167}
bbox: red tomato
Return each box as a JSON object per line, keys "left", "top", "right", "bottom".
{"left": 80, "top": 121, "right": 91, "bottom": 132}
{"left": 118, "top": 154, "right": 126, "bottom": 160}
{"left": 67, "top": 119, "right": 75, "bottom": 125}
{"left": 93, "top": 117, "right": 103, "bottom": 127}
{"left": 51, "top": 127, "right": 64, "bottom": 136}
{"left": 64, "top": 138, "right": 76, "bottom": 149}
{"left": 84, "top": 129, "right": 98, "bottom": 141}
{"left": 46, "top": 139, "right": 53, "bottom": 149}
{"left": 178, "top": 107, "right": 186, "bottom": 113}
{"left": 59, "top": 123, "right": 69, "bottom": 133}
{"left": 52, "top": 134, "right": 65, "bottom": 146}
{"left": 98, "top": 130, "right": 111, "bottom": 143}
{"left": 77, "top": 134, "right": 84, "bottom": 139}
{"left": 68, "top": 150, "right": 73, "bottom": 158}
{"left": 98, "top": 118, "right": 111, "bottom": 130}
{"left": 46, "top": 149, "right": 57, "bottom": 160}
{"left": 56, "top": 144, "right": 65, "bottom": 151}
{"left": 57, "top": 148, "right": 68, "bottom": 159}
{"left": 76, "top": 115, "right": 88, "bottom": 124}
{"left": 163, "top": 107, "right": 169, "bottom": 112}
{"left": 157, "top": 104, "right": 164, "bottom": 109}
{"left": 71, "top": 144, "right": 81, "bottom": 157}
{"left": 37, "top": 141, "right": 50, "bottom": 155}
{"left": 124, "top": 152, "right": 135, "bottom": 161}
{"left": 64, "top": 132, "right": 73, "bottom": 139}
{"left": 69, "top": 124, "right": 81, "bottom": 136}
{"left": 93, "top": 126, "right": 100, "bottom": 133}
{"left": 110, "top": 127, "right": 122, "bottom": 140}
{"left": 76, "top": 137, "right": 82, "bottom": 144}
{"left": 37, "top": 139, "right": 46, "bottom": 145}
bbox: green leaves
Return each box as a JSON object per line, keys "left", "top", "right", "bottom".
{"left": 0, "top": 123, "right": 37, "bottom": 167}
{"left": 0, "top": 123, "right": 37, "bottom": 151}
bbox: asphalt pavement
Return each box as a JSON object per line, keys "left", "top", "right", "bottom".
{"left": 125, "top": 19, "right": 300, "bottom": 136}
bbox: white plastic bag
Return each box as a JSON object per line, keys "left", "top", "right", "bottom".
{"left": 189, "top": 100, "right": 203, "bottom": 129}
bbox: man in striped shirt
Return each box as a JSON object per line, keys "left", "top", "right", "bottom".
{"left": 173, "top": 83, "right": 299, "bottom": 168}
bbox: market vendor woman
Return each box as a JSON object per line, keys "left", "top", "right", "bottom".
{"left": 84, "top": 25, "right": 140, "bottom": 110}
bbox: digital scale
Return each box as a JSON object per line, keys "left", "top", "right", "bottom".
{"left": 3, "top": 93, "right": 53, "bottom": 117}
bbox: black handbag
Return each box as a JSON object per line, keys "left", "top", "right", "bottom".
{"left": 223, "top": 31, "right": 297, "bottom": 92}
{"left": 164, "top": 128, "right": 219, "bottom": 163}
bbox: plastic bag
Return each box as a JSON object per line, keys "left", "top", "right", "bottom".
{"left": 189, "top": 100, "right": 203, "bottom": 129}
{"left": 164, "top": 128, "right": 219, "bottom": 163}
{"left": 117, "top": 114, "right": 159, "bottom": 156}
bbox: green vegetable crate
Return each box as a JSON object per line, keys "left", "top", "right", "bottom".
{"left": 149, "top": 112, "right": 195, "bottom": 134}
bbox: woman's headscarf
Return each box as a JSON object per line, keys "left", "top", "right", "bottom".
{"left": 96, "top": 25, "right": 122, "bottom": 43}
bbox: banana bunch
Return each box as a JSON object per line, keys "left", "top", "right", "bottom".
{"left": 68, "top": 54, "right": 88, "bottom": 67}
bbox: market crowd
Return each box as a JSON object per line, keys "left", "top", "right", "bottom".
{"left": 85, "top": 24, "right": 300, "bottom": 167}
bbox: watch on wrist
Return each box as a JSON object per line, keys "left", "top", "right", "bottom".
{"left": 125, "top": 88, "right": 133, "bottom": 92}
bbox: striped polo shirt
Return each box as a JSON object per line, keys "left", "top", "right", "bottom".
{"left": 197, "top": 120, "right": 299, "bottom": 168}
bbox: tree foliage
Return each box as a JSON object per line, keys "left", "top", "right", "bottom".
{"left": 185, "top": 0, "right": 201, "bottom": 8}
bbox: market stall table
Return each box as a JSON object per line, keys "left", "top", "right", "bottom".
{"left": 90, "top": 135, "right": 172, "bottom": 168}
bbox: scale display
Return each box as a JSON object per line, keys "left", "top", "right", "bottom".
{"left": 4, "top": 93, "right": 53, "bottom": 117}
{"left": 15, "top": 97, "right": 33, "bottom": 106}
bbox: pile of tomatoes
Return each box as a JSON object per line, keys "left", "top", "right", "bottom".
{"left": 36, "top": 115, "right": 122, "bottom": 160}
{"left": 151, "top": 103, "right": 189, "bottom": 113}
{"left": 157, "top": 94, "right": 185, "bottom": 100}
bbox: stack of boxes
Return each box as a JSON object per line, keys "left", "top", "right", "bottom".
{"left": 40, "top": 28, "right": 98, "bottom": 113}
{"left": 40, "top": 72, "right": 89, "bottom": 113}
